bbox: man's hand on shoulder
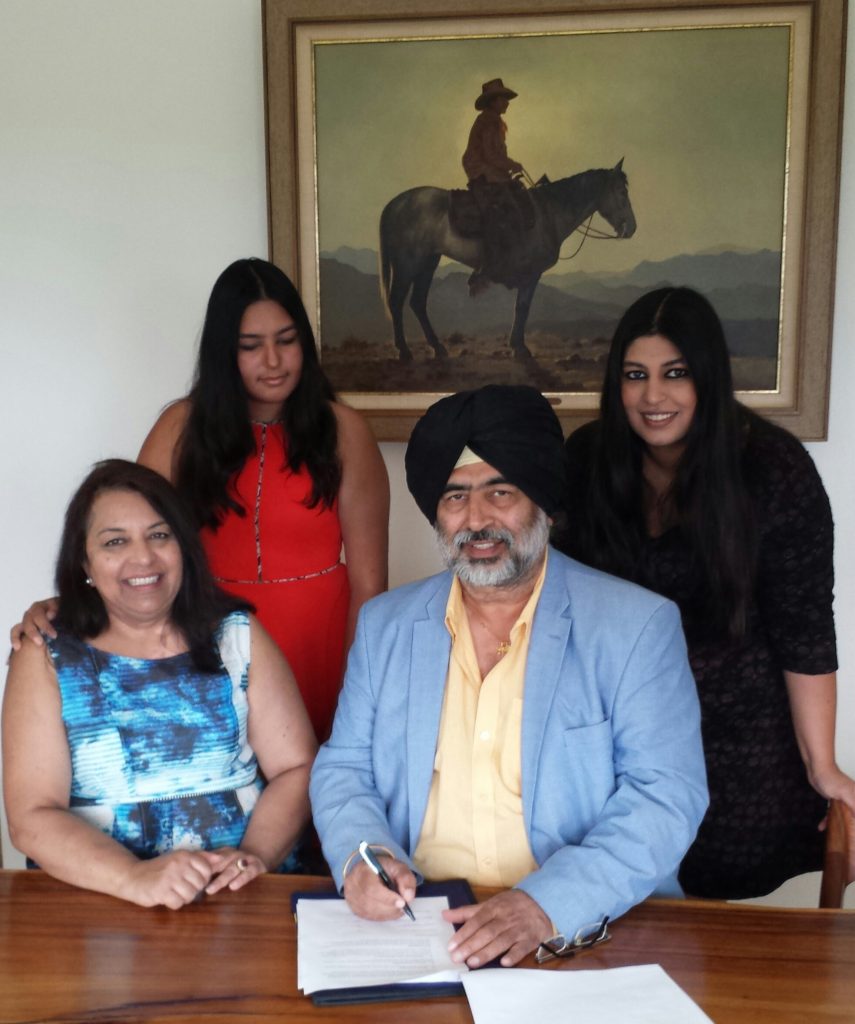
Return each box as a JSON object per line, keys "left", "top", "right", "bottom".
{"left": 444, "top": 889, "right": 551, "bottom": 967}
{"left": 343, "top": 858, "right": 417, "bottom": 921}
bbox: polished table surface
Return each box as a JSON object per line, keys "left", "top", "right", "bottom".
{"left": 2, "top": 869, "right": 854, "bottom": 1023}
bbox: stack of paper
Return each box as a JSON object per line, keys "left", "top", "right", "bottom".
{"left": 296, "top": 895, "right": 469, "bottom": 995}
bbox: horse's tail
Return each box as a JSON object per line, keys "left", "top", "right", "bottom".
{"left": 379, "top": 202, "right": 394, "bottom": 313}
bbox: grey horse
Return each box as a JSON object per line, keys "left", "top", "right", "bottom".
{"left": 379, "top": 160, "right": 636, "bottom": 361}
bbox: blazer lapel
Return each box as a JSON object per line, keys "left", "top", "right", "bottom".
{"left": 406, "top": 575, "right": 453, "bottom": 846}
{"left": 521, "top": 551, "right": 573, "bottom": 833}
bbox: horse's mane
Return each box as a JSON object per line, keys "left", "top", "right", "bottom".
{"left": 538, "top": 167, "right": 623, "bottom": 204}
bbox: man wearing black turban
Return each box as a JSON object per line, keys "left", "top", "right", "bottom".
{"left": 311, "top": 385, "right": 708, "bottom": 968}
{"left": 405, "top": 385, "right": 566, "bottom": 525}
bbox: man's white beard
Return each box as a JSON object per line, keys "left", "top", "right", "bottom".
{"left": 435, "top": 507, "right": 550, "bottom": 588}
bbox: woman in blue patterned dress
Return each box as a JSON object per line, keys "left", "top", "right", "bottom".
{"left": 2, "top": 460, "right": 316, "bottom": 909}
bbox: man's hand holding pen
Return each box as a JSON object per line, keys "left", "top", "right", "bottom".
{"left": 344, "top": 851, "right": 418, "bottom": 922}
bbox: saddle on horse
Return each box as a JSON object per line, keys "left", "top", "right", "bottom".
{"left": 449, "top": 178, "right": 536, "bottom": 293}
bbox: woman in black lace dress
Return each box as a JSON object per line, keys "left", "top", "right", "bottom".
{"left": 554, "top": 287, "right": 855, "bottom": 898}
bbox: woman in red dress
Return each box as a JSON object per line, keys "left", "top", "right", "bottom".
{"left": 137, "top": 259, "right": 388, "bottom": 741}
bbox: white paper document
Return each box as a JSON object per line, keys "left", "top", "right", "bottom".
{"left": 296, "top": 895, "right": 469, "bottom": 995}
{"left": 462, "top": 963, "right": 714, "bottom": 1023}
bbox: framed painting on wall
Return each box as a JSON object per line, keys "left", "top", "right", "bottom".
{"left": 263, "top": 0, "right": 846, "bottom": 440}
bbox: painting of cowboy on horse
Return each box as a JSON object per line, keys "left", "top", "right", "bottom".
{"left": 378, "top": 77, "right": 636, "bottom": 367}
{"left": 308, "top": 23, "right": 787, "bottom": 397}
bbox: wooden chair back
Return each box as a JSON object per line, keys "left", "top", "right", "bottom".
{"left": 819, "top": 799, "right": 855, "bottom": 908}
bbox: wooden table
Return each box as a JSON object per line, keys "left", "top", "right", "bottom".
{"left": 1, "top": 870, "right": 854, "bottom": 1023}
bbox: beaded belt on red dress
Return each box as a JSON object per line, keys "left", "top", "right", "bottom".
{"left": 213, "top": 560, "right": 342, "bottom": 586}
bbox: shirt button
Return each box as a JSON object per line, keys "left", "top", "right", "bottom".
{"left": 480, "top": 730, "right": 490, "bottom": 741}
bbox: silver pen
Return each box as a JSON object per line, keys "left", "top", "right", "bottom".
{"left": 358, "top": 841, "right": 416, "bottom": 921}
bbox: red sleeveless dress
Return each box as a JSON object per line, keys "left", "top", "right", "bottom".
{"left": 200, "top": 422, "right": 349, "bottom": 740}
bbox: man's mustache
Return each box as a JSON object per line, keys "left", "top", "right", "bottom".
{"left": 452, "top": 528, "right": 514, "bottom": 550}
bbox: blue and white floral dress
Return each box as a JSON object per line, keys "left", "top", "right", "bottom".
{"left": 47, "top": 611, "right": 262, "bottom": 858}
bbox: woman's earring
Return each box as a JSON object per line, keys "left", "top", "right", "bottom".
{"left": 85, "top": 576, "right": 94, "bottom": 586}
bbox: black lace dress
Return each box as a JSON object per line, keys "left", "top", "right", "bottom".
{"left": 557, "top": 417, "right": 836, "bottom": 898}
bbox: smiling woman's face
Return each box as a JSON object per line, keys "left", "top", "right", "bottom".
{"left": 83, "top": 489, "right": 183, "bottom": 629}
{"left": 620, "top": 333, "right": 698, "bottom": 453}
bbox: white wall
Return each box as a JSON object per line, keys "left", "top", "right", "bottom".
{"left": 0, "top": 2, "right": 851, "bottom": 907}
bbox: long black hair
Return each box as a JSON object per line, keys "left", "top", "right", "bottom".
{"left": 54, "top": 459, "right": 248, "bottom": 670}
{"left": 176, "top": 258, "right": 340, "bottom": 529}
{"left": 575, "top": 287, "right": 757, "bottom": 639}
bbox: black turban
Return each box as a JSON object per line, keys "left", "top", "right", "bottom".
{"left": 405, "top": 385, "right": 566, "bottom": 524}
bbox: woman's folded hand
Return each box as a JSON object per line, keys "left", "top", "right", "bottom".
{"left": 120, "top": 850, "right": 216, "bottom": 909}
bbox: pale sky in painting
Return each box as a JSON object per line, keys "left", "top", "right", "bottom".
{"left": 313, "top": 22, "right": 789, "bottom": 274}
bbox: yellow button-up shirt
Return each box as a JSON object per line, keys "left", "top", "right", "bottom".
{"left": 412, "top": 555, "right": 547, "bottom": 887}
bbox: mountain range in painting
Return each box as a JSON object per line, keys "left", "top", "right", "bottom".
{"left": 317, "top": 247, "right": 780, "bottom": 395}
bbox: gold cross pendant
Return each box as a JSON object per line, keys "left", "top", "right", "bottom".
{"left": 496, "top": 640, "right": 511, "bottom": 657}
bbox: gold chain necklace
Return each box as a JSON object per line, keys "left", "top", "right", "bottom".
{"left": 462, "top": 590, "right": 521, "bottom": 658}
{"left": 475, "top": 618, "right": 512, "bottom": 657}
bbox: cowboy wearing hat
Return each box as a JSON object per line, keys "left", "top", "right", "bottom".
{"left": 461, "top": 79, "right": 529, "bottom": 295}
{"left": 462, "top": 78, "right": 523, "bottom": 184}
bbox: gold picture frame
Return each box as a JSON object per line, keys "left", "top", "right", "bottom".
{"left": 263, "top": 0, "right": 846, "bottom": 441}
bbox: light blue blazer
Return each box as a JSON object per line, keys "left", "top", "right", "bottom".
{"left": 310, "top": 548, "right": 708, "bottom": 937}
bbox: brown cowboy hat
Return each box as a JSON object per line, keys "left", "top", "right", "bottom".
{"left": 474, "top": 78, "right": 518, "bottom": 110}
